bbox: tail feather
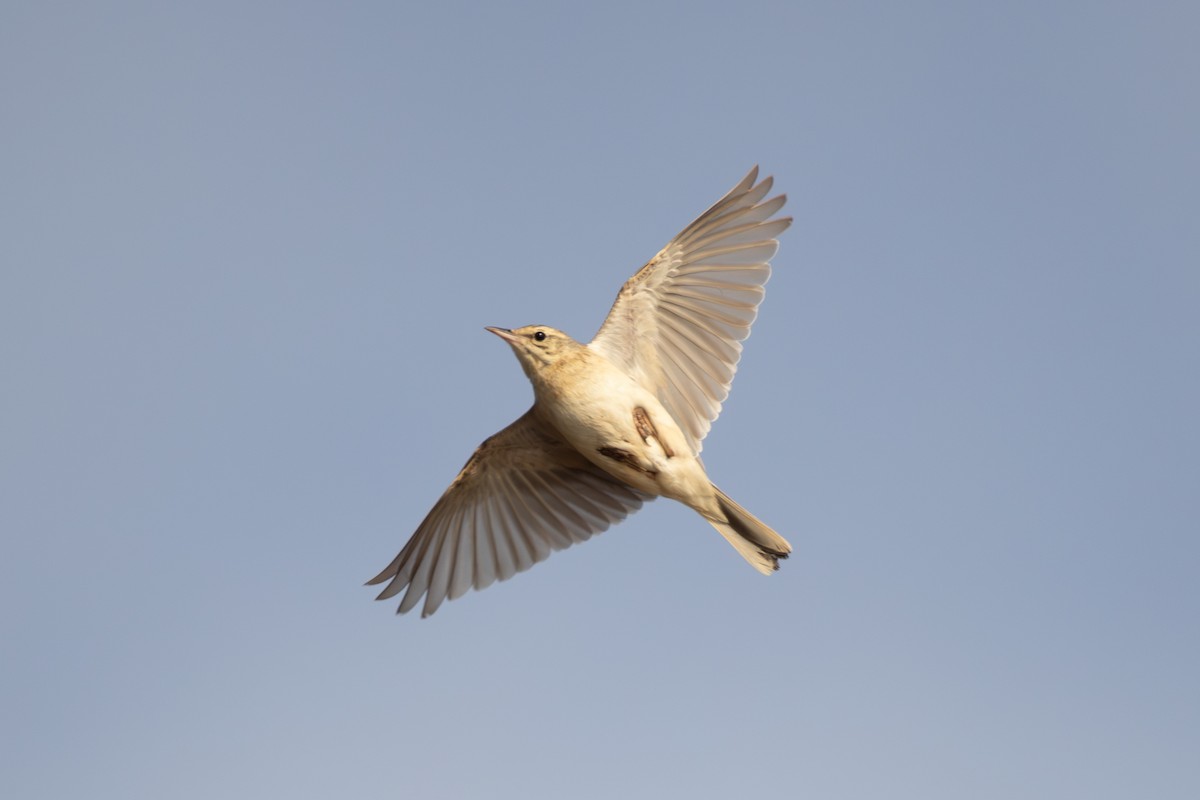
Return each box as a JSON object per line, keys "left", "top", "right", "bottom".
{"left": 707, "top": 486, "right": 791, "bottom": 574}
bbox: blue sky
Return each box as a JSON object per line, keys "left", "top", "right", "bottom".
{"left": 2, "top": 1, "right": 1197, "bottom": 797}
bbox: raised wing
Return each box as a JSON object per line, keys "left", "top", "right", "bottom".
{"left": 368, "top": 408, "right": 648, "bottom": 617}
{"left": 589, "top": 167, "right": 790, "bottom": 455}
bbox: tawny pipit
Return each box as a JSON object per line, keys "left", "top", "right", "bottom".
{"left": 370, "top": 167, "right": 793, "bottom": 617}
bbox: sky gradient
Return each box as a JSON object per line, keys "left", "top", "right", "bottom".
{"left": 3, "top": 2, "right": 1198, "bottom": 798}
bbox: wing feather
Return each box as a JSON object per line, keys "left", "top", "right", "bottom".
{"left": 471, "top": 501, "right": 497, "bottom": 591}
{"left": 448, "top": 507, "right": 476, "bottom": 602}
{"left": 368, "top": 408, "right": 648, "bottom": 617}
{"left": 589, "top": 167, "right": 791, "bottom": 454}
{"left": 483, "top": 496, "right": 517, "bottom": 584}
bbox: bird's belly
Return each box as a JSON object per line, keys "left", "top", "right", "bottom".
{"left": 540, "top": 370, "right": 702, "bottom": 499}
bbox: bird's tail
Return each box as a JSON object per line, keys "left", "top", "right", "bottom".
{"left": 706, "top": 486, "right": 792, "bottom": 574}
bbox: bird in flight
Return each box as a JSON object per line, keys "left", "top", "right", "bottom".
{"left": 369, "top": 167, "right": 793, "bottom": 617}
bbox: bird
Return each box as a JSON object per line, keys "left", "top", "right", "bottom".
{"left": 369, "top": 166, "right": 793, "bottom": 617}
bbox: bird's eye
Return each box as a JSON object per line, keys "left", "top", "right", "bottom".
{"left": 534, "top": 330, "right": 546, "bottom": 342}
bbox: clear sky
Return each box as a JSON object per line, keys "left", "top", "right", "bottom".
{"left": 3, "top": 2, "right": 1197, "bottom": 798}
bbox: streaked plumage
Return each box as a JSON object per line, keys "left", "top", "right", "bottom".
{"left": 369, "top": 167, "right": 793, "bottom": 617}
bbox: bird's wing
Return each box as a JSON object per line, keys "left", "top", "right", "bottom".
{"left": 368, "top": 408, "right": 648, "bottom": 617}
{"left": 588, "top": 167, "right": 790, "bottom": 455}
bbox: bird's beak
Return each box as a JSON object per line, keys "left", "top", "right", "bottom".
{"left": 485, "top": 326, "right": 520, "bottom": 344}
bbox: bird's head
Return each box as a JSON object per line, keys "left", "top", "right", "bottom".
{"left": 486, "top": 325, "right": 583, "bottom": 381}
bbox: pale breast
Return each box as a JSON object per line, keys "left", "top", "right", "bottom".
{"left": 534, "top": 352, "right": 695, "bottom": 495}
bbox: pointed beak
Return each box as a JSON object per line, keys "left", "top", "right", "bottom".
{"left": 485, "top": 326, "right": 520, "bottom": 344}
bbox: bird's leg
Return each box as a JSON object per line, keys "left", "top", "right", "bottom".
{"left": 633, "top": 406, "right": 673, "bottom": 458}
{"left": 597, "top": 446, "right": 658, "bottom": 476}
